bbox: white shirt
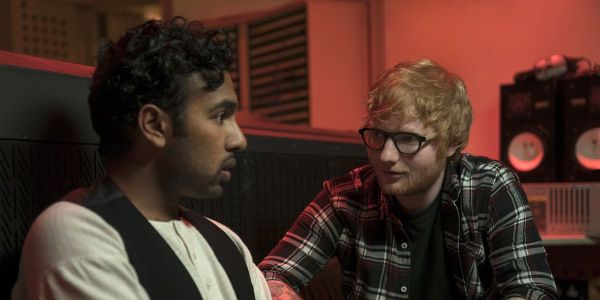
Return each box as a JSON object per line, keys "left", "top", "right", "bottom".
{"left": 12, "top": 201, "right": 270, "bottom": 300}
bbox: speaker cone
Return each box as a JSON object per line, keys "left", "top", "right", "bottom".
{"left": 508, "top": 131, "right": 545, "bottom": 172}
{"left": 575, "top": 127, "right": 600, "bottom": 170}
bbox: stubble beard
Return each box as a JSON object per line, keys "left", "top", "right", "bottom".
{"left": 378, "top": 155, "right": 447, "bottom": 197}
{"left": 161, "top": 138, "right": 224, "bottom": 201}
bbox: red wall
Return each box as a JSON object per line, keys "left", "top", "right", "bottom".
{"left": 382, "top": 0, "right": 600, "bottom": 159}
{"left": 307, "top": 0, "right": 369, "bottom": 133}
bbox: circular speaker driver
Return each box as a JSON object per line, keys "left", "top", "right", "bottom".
{"left": 575, "top": 127, "right": 600, "bottom": 170}
{"left": 508, "top": 132, "right": 545, "bottom": 172}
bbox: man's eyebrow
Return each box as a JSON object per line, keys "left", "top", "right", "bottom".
{"left": 211, "top": 99, "right": 238, "bottom": 112}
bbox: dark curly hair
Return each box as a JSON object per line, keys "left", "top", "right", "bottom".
{"left": 88, "top": 16, "right": 234, "bottom": 160}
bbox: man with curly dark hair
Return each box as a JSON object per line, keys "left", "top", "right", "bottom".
{"left": 12, "top": 17, "right": 270, "bottom": 300}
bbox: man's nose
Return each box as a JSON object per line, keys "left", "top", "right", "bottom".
{"left": 227, "top": 120, "right": 247, "bottom": 151}
{"left": 379, "top": 138, "right": 400, "bottom": 163}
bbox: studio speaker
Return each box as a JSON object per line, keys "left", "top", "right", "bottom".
{"left": 560, "top": 74, "right": 600, "bottom": 182}
{"left": 500, "top": 80, "right": 561, "bottom": 182}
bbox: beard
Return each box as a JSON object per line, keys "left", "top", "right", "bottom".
{"left": 158, "top": 138, "right": 225, "bottom": 201}
{"left": 377, "top": 152, "right": 447, "bottom": 197}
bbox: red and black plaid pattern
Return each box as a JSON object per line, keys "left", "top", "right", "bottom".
{"left": 259, "top": 154, "right": 558, "bottom": 299}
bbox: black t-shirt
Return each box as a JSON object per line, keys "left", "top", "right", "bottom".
{"left": 397, "top": 194, "right": 457, "bottom": 300}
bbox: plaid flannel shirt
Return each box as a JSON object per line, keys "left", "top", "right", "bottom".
{"left": 259, "top": 154, "right": 558, "bottom": 299}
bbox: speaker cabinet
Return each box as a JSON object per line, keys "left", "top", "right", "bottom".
{"left": 561, "top": 75, "right": 600, "bottom": 182}
{"left": 500, "top": 81, "right": 560, "bottom": 182}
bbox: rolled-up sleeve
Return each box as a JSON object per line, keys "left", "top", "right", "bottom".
{"left": 258, "top": 190, "right": 342, "bottom": 291}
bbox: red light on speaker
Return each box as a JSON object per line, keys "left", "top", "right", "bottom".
{"left": 575, "top": 128, "right": 600, "bottom": 170}
{"left": 508, "top": 132, "right": 545, "bottom": 172}
{"left": 541, "top": 234, "right": 587, "bottom": 240}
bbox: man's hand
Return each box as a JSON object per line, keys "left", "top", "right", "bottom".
{"left": 267, "top": 280, "right": 302, "bottom": 300}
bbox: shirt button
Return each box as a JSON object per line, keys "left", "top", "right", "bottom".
{"left": 401, "top": 286, "right": 407, "bottom": 293}
{"left": 401, "top": 242, "right": 408, "bottom": 249}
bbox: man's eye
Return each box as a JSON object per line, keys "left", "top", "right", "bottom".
{"left": 374, "top": 131, "right": 386, "bottom": 139}
{"left": 396, "top": 135, "right": 417, "bottom": 144}
{"left": 215, "top": 112, "right": 225, "bottom": 123}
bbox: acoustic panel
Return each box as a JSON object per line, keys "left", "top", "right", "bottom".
{"left": 0, "top": 64, "right": 97, "bottom": 143}
{"left": 0, "top": 141, "right": 103, "bottom": 298}
{"left": 248, "top": 6, "right": 308, "bottom": 125}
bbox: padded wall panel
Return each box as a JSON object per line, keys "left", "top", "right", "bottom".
{"left": 0, "top": 64, "right": 97, "bottom": 143}
{"left": 0, "top": 141, "right": 103, "bottom": 298}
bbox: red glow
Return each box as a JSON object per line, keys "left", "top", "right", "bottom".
{"left": 575, "top": 128, "right": 600, "bottom": 170}
{"left": 542, "top": 234, "right": 587, "bottom": 240}
{"left": 508, "top": 132, "right": 544, "bottom": 172}
{"left": 0, "top": 50, "right": 94, "bottom": 77}
{"left": 575, "top": 154, "right": 600, "bottom": 170}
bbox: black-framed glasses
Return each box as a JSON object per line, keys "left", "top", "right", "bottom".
{"left": 358, "top": 127, "right": 429, "bottom": 155}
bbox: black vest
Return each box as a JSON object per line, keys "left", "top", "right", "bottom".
{"left": 70, "top": 179, "right": 255, "bottom": 300}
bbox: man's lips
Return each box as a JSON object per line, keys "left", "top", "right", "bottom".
{"left": 220, "top": 170, "right": 232, "bottom": 182}
{"left": 222, "top": 158, "right": 236, "bottom": 170}
{"left": 220, "top": 158, "right": 237, "bottom": 182}
{"left": 381, "top": 170, "right": 407, "bottom": 180}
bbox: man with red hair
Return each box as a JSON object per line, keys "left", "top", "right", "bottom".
{"left": 260, "top": 59, "right": 558, "bottom": 299}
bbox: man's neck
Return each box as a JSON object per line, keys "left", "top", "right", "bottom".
{"left": 106, "top": 158, "right": 179, "bottom": 221}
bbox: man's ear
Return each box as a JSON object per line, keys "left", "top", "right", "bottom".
{"left": 446, "top": 144, "right": 460, "bottom": 158}
{"left": 137, "top": 104, "right": 172, "bottom": 148}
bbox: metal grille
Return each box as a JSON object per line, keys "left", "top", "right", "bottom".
{"left": 11, "top": 0, "right": 78, "bottom": 61}
{"left": 548, "top": 186, "right": 591, "bottom": 235}
{"left": 523, "top": 182, "right": 600, "bottom": 238}
{"left": 248, "top": 7, "right": 308, "bottom": 124}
